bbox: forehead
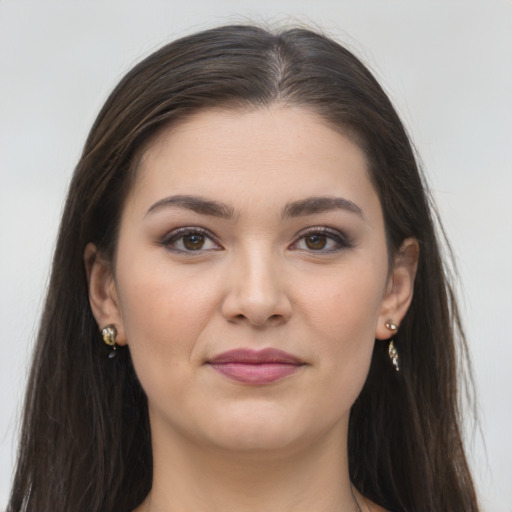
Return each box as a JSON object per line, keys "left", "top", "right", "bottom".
{"left": 129, "top": 106, "right": 379, "bottom": 217}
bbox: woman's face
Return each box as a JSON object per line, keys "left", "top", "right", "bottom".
{"left": 90, "top": 106, "right": 415, "bottom": 455}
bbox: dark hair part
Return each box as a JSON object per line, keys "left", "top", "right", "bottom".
{"left": 8, "top": 25, "right": 479, "bottom": 512}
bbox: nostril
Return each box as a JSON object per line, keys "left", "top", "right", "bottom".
{"left": 267, "top": 313, "right": 287, "bottom": 326}
{"left": 229, "top": 312, "right": 287, "bottom": 327}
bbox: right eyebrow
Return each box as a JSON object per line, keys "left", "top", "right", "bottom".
{"left": 145, "top": 194, "right": 236, "bottom": 219}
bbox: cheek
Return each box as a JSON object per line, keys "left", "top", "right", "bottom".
{"left": 296, "top": 260, "right": 387, "bottom": 384}
{"left": 301, "top": 265, "right": 386, "bottom": 339}
{"left": 114, "top": 255, "right": 221, "bottom": 370}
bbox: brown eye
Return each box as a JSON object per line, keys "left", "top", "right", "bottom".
{"left": 163, "top": 228, "right": 221, "bottom": 253}
{"left": 183, "top": 233, "right": 205, "bottom": 250}
{"left": 291, "top": 228, "right": 352, "bottom": 253}
{"left": 305, "top": 234, "right": 327, "bottom": 250}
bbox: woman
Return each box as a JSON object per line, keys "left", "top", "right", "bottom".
{"left": 7, "top": 25, "right": 479, "bottom": 512}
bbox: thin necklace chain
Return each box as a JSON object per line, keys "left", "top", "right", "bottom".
{"left": 351, "top": 484, "right": 373, "bottom": 512}
{"left": 350, "top": 484, "right": 363, "bottom": 512}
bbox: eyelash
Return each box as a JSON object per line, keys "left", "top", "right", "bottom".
{"left": 290, "top": 227, "right": 353, "bottom": 253}
{"left": 160, "top": 226, "right": 353, "bottom": 254}
{"left": 161, "top": 227, "right": 221, "bottom": 254}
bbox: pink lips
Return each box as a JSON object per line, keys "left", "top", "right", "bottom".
{"left": 208, "top": 348, "right": 304, "bottom": 385}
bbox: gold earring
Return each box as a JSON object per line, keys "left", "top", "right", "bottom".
{"left": 385, "top": 321, "right": 398, "bottom": 332}
{"left": 385, "top": 321, "right": 400, "bottom": 372}
{"left": 102, "top": 325, "right": 118, "bottom": 358}
{"left": 388, "top": 340, "right": 400, "bottom": 372}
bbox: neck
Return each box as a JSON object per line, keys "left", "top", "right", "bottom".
{"left": 137, "top": 420, "right": 364, "bottom": 512}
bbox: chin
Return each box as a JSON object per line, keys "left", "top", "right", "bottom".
{"left": 206, "top": 427, "right": 305, "bottom": 457}
{"left": 191, "top": 402, "right": 332, "bottom": 456}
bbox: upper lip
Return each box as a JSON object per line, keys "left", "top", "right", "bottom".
{"left": 208, "top": 348, "right": 304, "bottom": 365}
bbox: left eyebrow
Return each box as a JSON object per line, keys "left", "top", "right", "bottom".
{"left": 282, "top": 196, "right": 364, "bottom": 219}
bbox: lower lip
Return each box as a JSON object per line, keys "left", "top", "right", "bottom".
{"left": 209, "top": 362, "right": 303, "bottom": 384}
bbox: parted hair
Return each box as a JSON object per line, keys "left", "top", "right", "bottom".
{"left": 8, "top": 25, "right": 479, "bottom": 512}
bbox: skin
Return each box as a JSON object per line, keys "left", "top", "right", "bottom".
{"left": 86, "top": 106, "right": 418, "bottom": 512}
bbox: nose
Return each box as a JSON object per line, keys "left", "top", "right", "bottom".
{"left": 220, "top": 246, "right": 292, "bottom": 328}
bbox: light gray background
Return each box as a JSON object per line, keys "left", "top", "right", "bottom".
{"left": 1, "top": 1, "right": 511, "bottom": 510}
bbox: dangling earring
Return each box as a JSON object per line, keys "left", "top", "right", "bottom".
{"left": 102, "top": 325, "right": 118, "bottom": 359}
{"left": 388, "top": 340, "right": 400, "bottom": 372}
{"left": 385, "top": 321, "right": 400, "bottom": 372}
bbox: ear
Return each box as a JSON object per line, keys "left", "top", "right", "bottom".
{"left": 375, "top": 238, "right": 419, "bottom": 340}
{"left": 84, "top": 243, "right": 127, "bottom": 345}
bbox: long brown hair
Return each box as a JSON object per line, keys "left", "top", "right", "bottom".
{"left": 8, "top": 25, "right": 479, "bottom": 512}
